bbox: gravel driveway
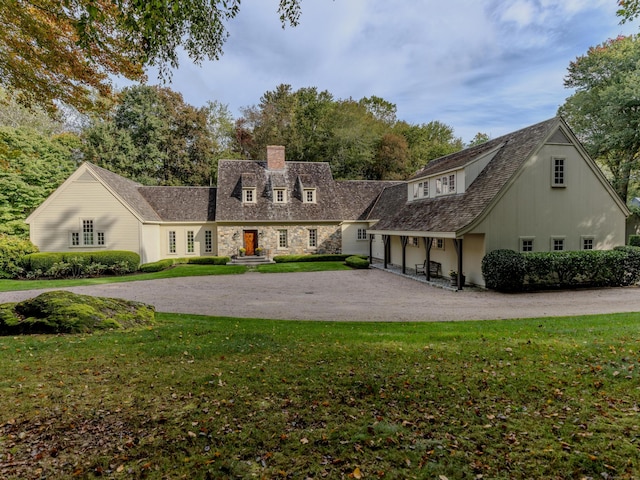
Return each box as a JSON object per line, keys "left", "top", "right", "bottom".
{"left": 1, "top": 269, "right": 640, "bottom": 322}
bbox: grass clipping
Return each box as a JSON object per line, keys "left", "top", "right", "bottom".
{"left": 0, "top": 290, "right": 155, "bottom": 335}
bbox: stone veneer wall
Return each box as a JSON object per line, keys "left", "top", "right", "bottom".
{"left": 218, "top": 224, "right": 342, "bottom": 258}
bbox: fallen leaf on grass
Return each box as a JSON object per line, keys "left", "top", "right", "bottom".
{"left": 352, "top": 467, "right": 362, "bottom": 478}
{"left": 300, "top": 437, "right": 309, "bottom": 444}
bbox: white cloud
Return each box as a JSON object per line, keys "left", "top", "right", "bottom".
{"left": 132, "top": 0, "right": 638, "bottom": 143}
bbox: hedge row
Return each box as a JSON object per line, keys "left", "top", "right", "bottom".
{"left": 139, "top": 256, "right": 230, "bottom": 272}
{"left": 273, "top": 254, "right": 354, "bottom": 263}
{"left": 482, "top": 247, "right": 640, "bottom": 292}
{"left": 21, "top": 251, "right": 140, "bottom": 279}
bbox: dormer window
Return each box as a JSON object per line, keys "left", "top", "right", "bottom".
{"left": 411, "top": 181, "right": 429, "bottom": 200}
{"left": 448, "top": 174, "right": 456, "bottom": 193}
{"left": 435, "top": 174, "right": 456, "bottom": 195}
{"left": 243, "top": 188, "right": 256, "bottom": 204}
{"left": 303, "top": 188, "right": 316, "bottom": 203}
{"left": 274, "top": 188, "right": 287, "bottom": 203}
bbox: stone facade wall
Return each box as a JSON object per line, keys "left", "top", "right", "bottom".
{"left": 218, "top": 224, "right": 342, "bottom": 258}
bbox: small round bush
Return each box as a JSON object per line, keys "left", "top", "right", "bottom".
{"left": 481, "top": 249, "right": 525, "bottom": 292}
{"left": 139, "top": 259, "right": 175, "bottom": 272}
{"left": 345, "top": 255, "right": 369, "bottom": 269}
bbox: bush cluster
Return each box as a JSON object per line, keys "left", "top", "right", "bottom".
{"left": 273, "top": 254, "right": 353, "bottom": 263}
{"left": 482, "top": 247, "right": 640, "bottom": 292}
{"left": 345, "top": 255, "right": 370, "bottom": 269}
{"left": 629, "top": 235, "right": 640, "bottom": 247}
{"left": 139, "top": 256, "right": 230, "bottom": 272}
{"left": 21, "top": 251, "right": 140, "bottom": 279}
{"left": 0, "top": 234, "right": 38, "bottom": 279}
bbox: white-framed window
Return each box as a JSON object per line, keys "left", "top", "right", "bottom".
{"left": 448, "top": 174, "right": 456, "bottom": 193}
{"left": 552, "top": 157, "right": 566, "bottom": 187}
{"left": 436, "top": 178, "right": 442, "bottom": 195}
{"left": 205, "top": 230, "right": 212, "bottom": 253}
{"left": 357, "top": 228, "right": 367, "bottom": 241}
{"left": 423, "top": 181, "right": 429, "bottom": 197}
{"left": 70, "top": 220, "right": 105, "bottom": 247}
{"left": 168, "top": 231, "right": 176, "bottom": 254}
{"left": 413, "top": 183, "right": 420, "bottom": 198}
{"left": 308, "top": 228, "right": 317, "bottom": 248}
{"left": 186, "top": 231, "right": 195, "bottom": 253}
{"left": 441, "top": 175, "right": 448, "bottom": 193}
{"left": 552, "top": 237, "right": 565, "bottom": 251}
{"left": 520, "top": 237, "right": 534, "bottom": 252}
{"left": 274, "top": 188, "right": 286, "bottom": 203}
{"left": 243, "top": 188, "right": 256, "bottom": 203}
{"left": 83, "top": 219, "right": 94, "bottom": 245}
{"left": 582, "top": 236, "right": 594, "bottom": 250}
{"left": 303, "top": 188, "right": 316, "bottom": 203}
{"left": 434, "top": 238, "right": 445, "bottom": 250}
{"left": 278, "top": 229, "right": 288, "bottom": 248}
{"left": 410, "top": 236, "right": 419, "bottom": 247}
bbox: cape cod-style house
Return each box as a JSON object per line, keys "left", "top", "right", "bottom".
{"left": 26, "top": 117, "right": 629, "bottom": 288}
{"left": 366, "top": 117, "right": 629, "bottom": 287}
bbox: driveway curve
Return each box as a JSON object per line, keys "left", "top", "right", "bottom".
{"left": 1, "top": 269, "right": 640, "bottom": 322}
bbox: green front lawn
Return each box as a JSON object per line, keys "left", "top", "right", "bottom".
{"left": 2, "top": 312, "right": 640, "bottom": 478}
{"left": 0, "top": 261, "right": 353, "bottom": 292}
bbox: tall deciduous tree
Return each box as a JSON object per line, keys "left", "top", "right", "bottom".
{"left": 237, "top": 84, "right": 464, "bottom": 180}
{"left": 0, "top": 127, "right": 79, "bottom": 236}
{"left": 394, "top": 121, "right": 464, "bottom": 175}
{"left": 558, "top": 35, "right": 640, "bottom": 202}
{"left": 82, "top": 85, "right": 218, "bottom": 186}
{"left": 618, "top": 0, "right": 640, "bottom": 23}
{"left": 0, "top": 0, "right": 302, "bottom": 113}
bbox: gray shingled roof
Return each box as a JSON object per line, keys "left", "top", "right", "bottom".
{"left": 216, "top": 160, "right": 340, "bottom": 222}
{"left": 86, "top": 163, "right": 161, "bottom": 221}
{"left": 139, "top": 187, "right": 216, "bottom": 222}
{"left": 334, "top": 180, "right": 402, "bottom": 220}
{"left": 369, "top": 117, "right": 561, "bottom": 234}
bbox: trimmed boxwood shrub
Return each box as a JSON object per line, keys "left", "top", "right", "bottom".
{"left": 22, "top": 250, "right": 140, "bottom": 278}
{"left": 481, "top": 249, "right": 526, "bottom": 292}
{"left": 22, "top": 252, "right": 65, "bottom": 273}
{"left": 273, "top": 254, "right": 352, "bottom": 263}
{"left": 187, "top": 256, "right": 230, "bottom": 265}
{"left": 629, "top": 235, "right": 640, "bottom": 247}
{"left": 89, "top": 251, "right": 139, "bottom": 273}
{"left": 345, "top": 255, "right": 369, "bottom": 269}
{"left": 482, "top": 247, "right": 640, "bottom": 291}
{"left": 139, "top": 256, "right": 231, "bottom": 272}
{"left": 613, "top": 245, "right": 640, "bottom": 286}
{"left": 139, "top": 259, "right": 176, "bottom": 273}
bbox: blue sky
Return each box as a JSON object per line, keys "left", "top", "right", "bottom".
{"left": 134, "top": 0, "right": 637, "bottom": 143}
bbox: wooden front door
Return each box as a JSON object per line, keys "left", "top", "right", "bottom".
{"left": 243, "top": 230, "right": 258, "bottom": 256}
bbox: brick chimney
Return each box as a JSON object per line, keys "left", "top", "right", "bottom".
{"left": 266, "top": 145, "right": 285, "bottom": 170}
